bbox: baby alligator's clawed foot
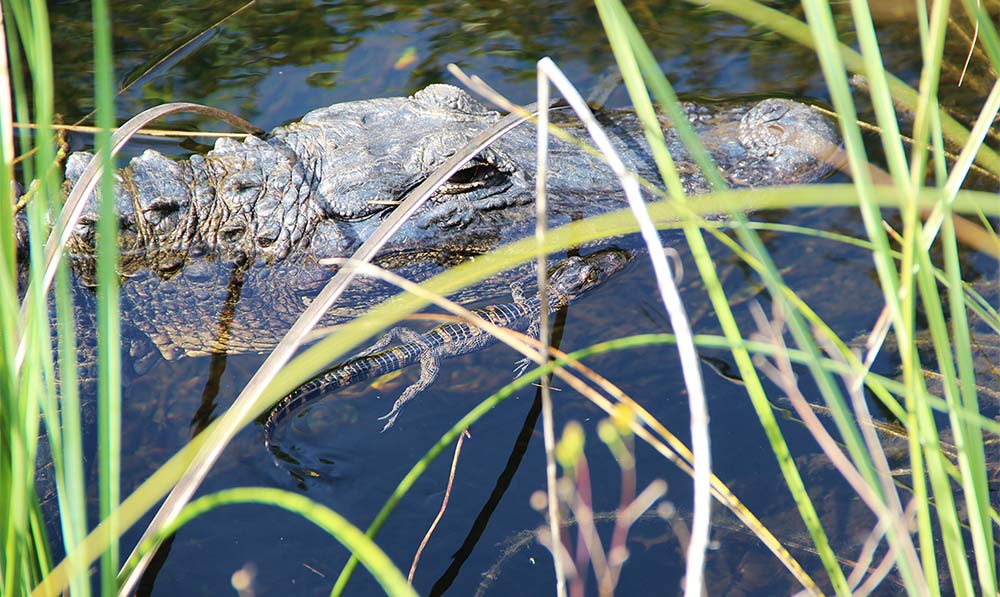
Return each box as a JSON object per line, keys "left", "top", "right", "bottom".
{"left": 512, "top": 357, "right": 534, "bottom": 378}
{"left": 377, "top": 407, "right": 402, "bottom": 433}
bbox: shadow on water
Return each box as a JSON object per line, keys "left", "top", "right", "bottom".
{"left": 42, "top": 0, "right": 999, "bottom": 594}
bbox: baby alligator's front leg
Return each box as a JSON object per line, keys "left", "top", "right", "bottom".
{"left": 377, "top": 348, "right": 442, "bottom": 431}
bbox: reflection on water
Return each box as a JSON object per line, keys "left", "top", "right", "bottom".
{"left": 52, "top": 0, "right": 831, "bottom": 131}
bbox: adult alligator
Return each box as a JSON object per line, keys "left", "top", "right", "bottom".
{"left": 21, "top": 84, "right": 839, "bottom": 536}
{"left": 49, "top": 84, "right": 839, "bottom": 366}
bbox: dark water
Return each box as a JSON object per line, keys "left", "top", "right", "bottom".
{"left": 44, "top": 1, "right": 998, "bottom": 595}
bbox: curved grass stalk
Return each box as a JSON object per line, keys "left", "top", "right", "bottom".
{"left": 119, "top": 487, "right": 417, "bottom": 597}
{"left": 117, "top": 101, "right": 543, "bottom": 594}
{"left": 534, "top": 56, "right": 712, "bottom": 597}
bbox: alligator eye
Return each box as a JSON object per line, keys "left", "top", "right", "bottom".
{"left": 449, "top": 163, "right": 493, "bottom": 185}
{"left": 439, "top": 160, "right": 508, "bottom": 194}
{"left": 143, "top": 197, "right": 183, "bottom": 215}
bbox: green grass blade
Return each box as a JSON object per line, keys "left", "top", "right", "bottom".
{"left": 912, "top": 248, "right": 973, "bottom": 595}
{"left": 596, "top": 1, "right": 862, "bottom": 591}
{"left": 120, "top": 488, "right": 418, "bottom": 597}
{"left": 90, "top": 0, "right": 121, "bottom": 592}
{"left": 905, "top": 0, "right": 948, "bottom": 188}
{"left": 4, "top": 0, "right": 64, "bottom": 591}
{"left": 799, "top": 2, "right": 934, "bottom": 589}
{"left": 943, "top": 212, "right": 998, "bottom": 590}
{"left": 1, "top": 2, "right": 25, "bottom": 589}
{"left": 845, "top": 0, "right": 910, "bottom": 186}
{"left": 51, "top": 260, "right": 90, "bottom": 596}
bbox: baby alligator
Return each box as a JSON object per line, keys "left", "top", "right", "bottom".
{"left": 263, "top": 248, "right": 631, "bottom": 451}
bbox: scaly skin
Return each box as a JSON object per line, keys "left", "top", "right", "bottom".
{"left": 55, "top": 85, "right": 839, "bottom": 362}
{"left": 263, "top": 248, "right": 630, "bottom": 448}
{"left": 63, "top": 85, "right": 838, "bottom": 270}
